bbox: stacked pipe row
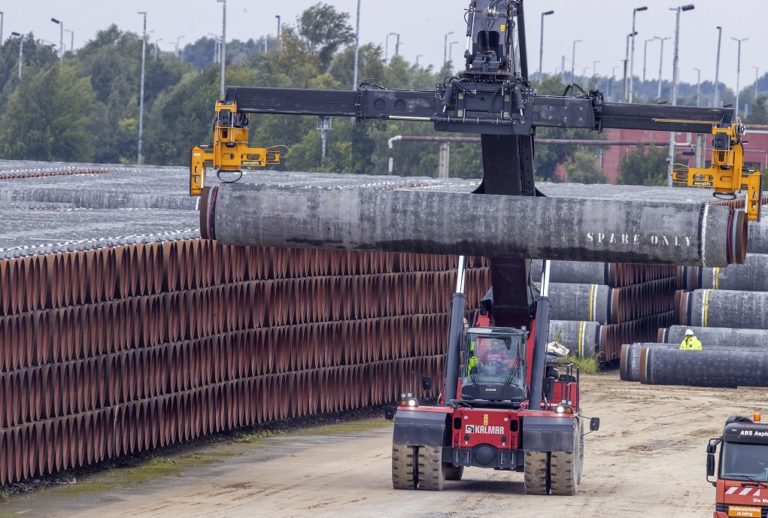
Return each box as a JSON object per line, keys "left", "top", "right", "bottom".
{"left": 0, "top": 167, "right": 110, "bottom": 181}
{"left": 625, "top": 212, "right": 768, "bottom": 386}
{"left": 533, "top": 261, "right": 677, "bottom": 360}
{"left": 0, "top": 241, "right": 489, "bottom": 486}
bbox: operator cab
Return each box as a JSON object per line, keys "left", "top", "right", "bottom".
{"left": 461, "top": 327, "right": 527, "bottom": 405}
{"left": 714, "top": 418, "right": 768, "bottom": 483}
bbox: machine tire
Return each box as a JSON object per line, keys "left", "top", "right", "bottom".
{"left": 392, "top": 444, "right": 418, "bottom": 490}
{"left": 550, "top": 449, "right": 577, "bottom": 496}
{"left": 444, "top": 464, "right": 464, "bottom": 481}
{"left": 524, "top": 451, "right": 550, "bottom": 495}
{"left": 417, "top": 446, "right": 445, "bottom": 491}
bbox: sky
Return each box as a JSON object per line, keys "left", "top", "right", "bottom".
{"left": 2, "top": 0, "right": 766, "bottom": 91}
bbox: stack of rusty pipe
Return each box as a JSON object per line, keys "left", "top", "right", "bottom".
{"left": 0, "top": 240, "right": 490, "bottom": 486}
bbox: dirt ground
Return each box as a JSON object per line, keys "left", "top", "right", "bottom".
{"left": 3, "top": 372, "right": 766, "bottom": 518}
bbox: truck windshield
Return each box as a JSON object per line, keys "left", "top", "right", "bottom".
{"left": 721, "top": 442, "right": 768, "bottom": 482}
{"left": 464, "top": 330, "right": 526, "bottom": 387}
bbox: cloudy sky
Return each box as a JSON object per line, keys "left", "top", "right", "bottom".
{"left": 2, "top": 0, "right": 766, "bottom": 90}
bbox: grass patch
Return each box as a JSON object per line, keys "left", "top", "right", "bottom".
{"left": 563, "top": 355, "right": 601, "bottom": 374}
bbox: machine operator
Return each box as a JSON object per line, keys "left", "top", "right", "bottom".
{"left": 679, "top": 329, "right": 703, "bottom": 351}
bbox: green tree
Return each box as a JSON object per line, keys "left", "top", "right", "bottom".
{"left": 618, "top": 144, "right": 669, "bottom": 186}
{"left": 746, "top": 95, "right": 768, "bottom": 125}
{"left": 0, "top": 64, "right": 96, "bottom": 161}
{"left": 563, "top": 149, "right": 606, "bottom": 184}
{"left": 298, "top": 3, "right": 355, "bottom": 69}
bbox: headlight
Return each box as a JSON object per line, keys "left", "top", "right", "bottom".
{"left": 556, "top": 405, "right": 566, "bottom": 414}
{"left": 407, "top": 399, "right": 418, "bottom": 407}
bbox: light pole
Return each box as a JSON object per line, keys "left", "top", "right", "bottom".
{"left": 623, "top": 31, "right": 637, "bottom": 102}
{"left": 443, "top": 31, "right": 454, "bottom": 66}
{"left": 208, "top": 33, "right": 219, "bottom": 63}
{"left": 656, "top": 36, "right": 670, "bottom": 99}
{"left": 732, "top": 37, "right": 747, "bottom": 119}
{"left": 593, "top": 60, "right": 600, "bottom": 77}
{"left": 538, "top": 10, "right": 554, "bottom": 77}
{"left": 629, "top": 6, "right": 648, "bottom": 103}
{"left": 175, "top": 35, "right": 185, "bottom": 57}
{"left": 385, "top": 32, "right": 398, "bottom": 62}
{"left": 275, "top": 15, "right": 281, "bottom": 50}
{"left": 714, "top": 26, "right": 722, "bottom": 107}
{"left": 154, "top": 38, "right": 163, "bottom": 59}
{"left": 416, "top": 54, "right": 423, "bottom": 67}
{"left": 352, "top": 0, "right": 361, "bottom": 90}
{"left": 137, "top": 12, "right": 147, "bottom": 166}
{"left": 449, "top": 40, "right": 458, "bottom": 64}
{"left": 64, "top": 29, "right": 74, "bottom": 52}
{"left": 570, "top": 39, "right": 582, "bottom": 83}
{"left": 667, "top": 4, "right": 695, "bottom": 187}
{"left": 753, "top": 66, "right": 760, "bottom": 100}
{"left": 218, "top": 0, "right": 227, "bottom": 98}
{"left": 612, "top": 65, "right": 620, "bottom": 101}
{"left": 643, "top": 37, "right": 654, "bottom": 83}
{"left": 694, "top": 67, "right": 701, "bottom": 107}
{"left": 11, "top": 32, "right": 22, "bottom": 80}
{"left": 50, "top": 18, "right": 64, "bottom": 59}
{"left": 1, "top": 12, "right": 4, "bottom": 44}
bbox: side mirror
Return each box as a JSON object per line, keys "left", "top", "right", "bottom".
{"left": 706, "top": 453, "right": 715, "bottom": 479}
{"left": 590, "top": 417, "right": 600, "bottom": 432}
{"left": 422, "top": 376, "right": 433, "bottom": 392}
{"left": 384, "top": 406, "right": 396, "bottom": 421}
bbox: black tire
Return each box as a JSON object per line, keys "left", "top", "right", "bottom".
{"left": 444, "top": 464, "right": 464, "bottom": 481}
{"left": 417, "top": 446, "right": 445, "bottom": 491}
{"left": 524, "top": 451, "right": 550, "bottom": 495}
{"left": 392, "top": 444, "right": 418, "bottom": 490}
{"left": 550, "top": 449, "right": 577, "bottom": 496}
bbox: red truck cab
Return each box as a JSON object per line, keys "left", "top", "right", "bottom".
{"left": 708, "top": 414, "right": 768, "bottom": 518}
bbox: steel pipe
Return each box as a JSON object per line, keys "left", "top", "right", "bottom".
{"left": 679, "top": 254, "right": 768, "bottom": 292}
{"left": 658, "top": 325, "right": 768, "bottom": 347}
{"left": 548, "top": 284, "right": 611, "bottom": 324}
{"left": 749, "top": 218, "right": 768, "bottom": 254}
{"left": 677, "top": 289, "right": 768, "bottom": 329}
{"left": 548, "top": 320, "right": 601, "bottom": 357}
{"left": 639, "top": 347, "right": 768, "bottom": 387}
{"left": 201, "top": 185, "right": 748, "bottom": 267}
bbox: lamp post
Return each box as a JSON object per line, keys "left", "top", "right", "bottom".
{"left": 656, "top": 36, "right": 670, "bottom": 99}
{"left": 449, "top": 40, "right": 458, "bottom": 64}
{"left": 175, "top": 35, "right": 185, "bottom": 57}
{"left": 154, "top": 38, "right": 163, "bottom": 59}
{"left": 275, "top": 15, "right": 281, "bottom": 50}
{"left": 137, "top": 12, "right": 147, "bottom": 165}
{"left": 643, "top": 37, "right": 654, "bottom": 83}
{"left": 10, "top": 32, "right": 22, "bottom": 80}
{"left": 218, "top": 0, "right": 227, "bottom": 98}
{"left": 570, "top": 39, "right": 582, "bottom": 83}
{"left": 385, "top": 32, "right": 399, "bottom": 62}
{"left": 623, "top": 31, "right": 637, "bottom": 102}
{"left": 352, "top": 0, "right": 361, "bottom": 90}
{"left": 694, "top": 67, "right": 701, "bottom": 107}
{"left": 64, "top": 29, "right": 74, "bottom": 52}
{"left": 732, "top": 37, "right": 747, "bottom": 119}
{"left": 593, "top": 60, "right": 600, "bottom": 77}
{"left": 714, "top": 26, "right": 722, "bottom": 107}
{"left": 1, "top": 12, "right": 4, "bottom": 44}
{"left": 50, "top": 18, "right": 64, "bottom": 59}
{"left": 629, "top": 6, "right": 648, "bottom": 103}
{"left": 443, "top": 31, "right": 454, "bottom": 66}
{"left": 754, "top": 66, "right": 760, "bottom": 100}
{"left": 667, "top": 4, "right": 695, "bottom": 187}
{"left": 538, "top": 10, "right": 554, "bottom": 77}
{"left": 612, "top": 65, "right": 619, "bottom": 101}
{"left": 416, "top": 54, "right": 423, "bottom": 67}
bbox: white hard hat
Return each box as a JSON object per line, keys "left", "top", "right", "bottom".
{"left": 685, "top": 329, "right": 695, "bottom": 336}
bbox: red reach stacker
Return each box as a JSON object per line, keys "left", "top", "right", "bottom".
{"left": 389, "top": 258, "right": 599, "bottom": 494}
{"left": 708, "top": 414, "right": 768, "bottom": 517}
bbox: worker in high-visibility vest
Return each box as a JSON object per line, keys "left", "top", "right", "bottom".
{"left": 680, "top": 329, "right": 703, "bottom": 351}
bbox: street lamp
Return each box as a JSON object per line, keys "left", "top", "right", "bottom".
{"left": 714, "top": 26, "right": 723, "bottom": 107}
{"left": 629, "top": 6, "right": 648, "bottom": 103}
{"left": 175, "top": 35, "right": 185, "bottom": 57}
{"left": 352, "top": 0, "right": 361, "bottom": 90}
{"left": 539, "top": 10, "right": 554, "bottom": 77}
{"left": 571, "top": 39, "right": 582, "bottom": 83}
{"left": 656, "top": 36, "right": 670, "bottom": 99}
{"left": 593, "top": 60, "right": 600, "bottom": 77}
{"left": 642, "top": 37, "right": 654, "bottom": 83}
{"left": 623, "top": 31, "right": 637, "bottom": 102}
{"left": 443, "top": 31, "right": 454, "bottom": 66}
{"left": 275, "top": 15, "right": 281, "bottom": 46}
{"left": 64, "top": 29, "right": 74, "bottom": 52}
{"left": 137, "top": 12, "right": 147, "bottom": 165}
{"left": 415, "top": 54, "right": 423, "bottom": 67}
{"left": 1, "top": 12, "right": 4, "bottom": 44}
{"left": 10, "top": 32, "right": 22, "bottom": 80}
{"left": 611, "top": 65, "right": 620, "bottom": 101}
{"left": 50, "top": 17, "right": 64, "bottom": 59}
{"left": 667, "top": 4, "right": 695, "bottom": 187}
{"left": 385, "top": 32, "right": 399, "bottom": 62}
{"left": 732, "top": 36, "right": 748, "bottom": 119}
{"left": 154, "top": 38, "right": 163, "bottom": 59}
{"left": 449, "top": 40, "right": 458, "bottom": 64}
{"left": 218, "top": 0, "right": 227, "bottom": 98}
{"left": 753, "top": 66, "right": 760, "bottom": 100}
{"left": 694, "top": 67, "right": 701, "bottom": 107}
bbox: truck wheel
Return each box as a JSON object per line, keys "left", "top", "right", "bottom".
{"left": 550, "top": 449, "right": 577, "bottom": 496}
{"left": 524, "top": 451, "right": 550, "bottom": 495}
{"left": 392, "top": 444, "right": 418, "bottom": 490}
{"left": 417, "top": 446, "right": 445, "bottom": 491}
{"left": 444, "top": 464, "right": 464, "bottom": 481}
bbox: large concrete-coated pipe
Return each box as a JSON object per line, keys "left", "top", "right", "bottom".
{"left": 659, "top": 326, "right": 768, "bottom": 347}
{"left": 679, "top": 254, "right": 768, "bottom": 292}
{"left": 548, "top": 283, "right": 611, "bottom": 324}
{"left": 639, "top": 347, "right": 768, "bottom": 387}
{"left": 531, "top": 261, "right": 609, "bottom": 285}
{"left": 548, "top": 320, "right": 601, "bottom": 357}
{"left": 201, "top": 185, "right": 748, "bottom": 267}
{"left": 749, "top": 220, "right": 768, "bottom": 254}
{"left": 678, "top": 289, "right": 768, "bottom": 329}
{"left": 620, "top": 342, "right": 767, "bottom": 382}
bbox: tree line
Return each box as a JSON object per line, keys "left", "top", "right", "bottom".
{"left": 0, "top": 3, "right": 764, "bottom": 186}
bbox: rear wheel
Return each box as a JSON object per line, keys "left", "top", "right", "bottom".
{"left": 444, "top": 464, "right": 464, "bottom": 481}
{"left": 550, "top": 449, "right": 577, "bottom": 496}
{"left": 524, "top": 451, "right": 550, "bottom": 495}
{"left": 392, "top": 444, "right": 418, "bottom": 490}
{"left": 417, "top": 446, "right": 445, "bottom": 491}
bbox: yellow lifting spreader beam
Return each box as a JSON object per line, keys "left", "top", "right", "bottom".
{"left": 672, "top": 122, "right": 763, "bottom": 222}
{"left": 190, "top": 101, "right": 281, "bottom": 196}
